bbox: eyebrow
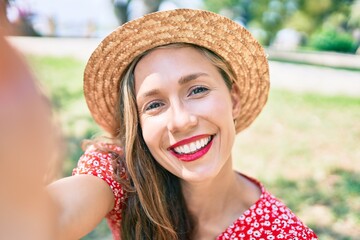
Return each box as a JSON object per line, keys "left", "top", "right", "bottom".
{"left": 178, "top": 72, "right": 209, "bottom": 85}
{"left": 141, "top": 89, "right": 161, "bottom": 98}
{"left": 139, "top": 72, "right": 209, "bottom": 99}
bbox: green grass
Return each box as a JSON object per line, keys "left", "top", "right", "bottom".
{"left": 28, "top": 55, "right": 360, "bottom": 240}
{"left": 234, "top": 91, "right": 360, "bottom": 239}
{"left": 28, "top": 55, "right": 102, "bottom": 176}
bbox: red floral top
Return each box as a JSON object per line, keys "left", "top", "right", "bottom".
{"left": 73, "top": 144, "right": 318, "bottom": 240}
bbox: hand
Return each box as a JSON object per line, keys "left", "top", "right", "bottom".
{"left": 0, "top": 32, "right": 61, "bottom": 240}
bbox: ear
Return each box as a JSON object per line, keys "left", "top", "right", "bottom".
{"left": 230, "top": 84, "right": 241, "bottom": 120}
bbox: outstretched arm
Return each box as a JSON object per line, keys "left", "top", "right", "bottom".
{"left": 48, "top": 174, "right": 115, "bottom": 239}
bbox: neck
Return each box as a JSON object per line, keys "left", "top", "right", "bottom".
{"left": 180, "top": 159, "right": 261, "bottom": 239}
{"left": 181, "top": 162, "right": 235, "bottom": 215}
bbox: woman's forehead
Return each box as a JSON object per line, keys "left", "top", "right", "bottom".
{"left": 135, "top": 47, "right": 213, "bottom": 75}
{"left": 133, "top": 47, "right": 219, "bottom": 91}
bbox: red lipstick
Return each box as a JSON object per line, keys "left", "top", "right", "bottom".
{"left": 168, "top": 134, "right": 210, "bottom": 149}
{"left": 169, "top": 135, "right": 214, "bottom": 162}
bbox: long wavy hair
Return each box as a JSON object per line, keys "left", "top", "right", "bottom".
{"left": 110, "top": 43, "right": 235, "bottom": 239}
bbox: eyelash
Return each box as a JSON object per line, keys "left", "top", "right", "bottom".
{"left": 145, "top": 101, "right": 164, "bottom": 111}
{"left": 188, "top": 86, "right": 209, "bottom": 96}
{"left": 143, "top": 86, "right": 209, "bottom": 112}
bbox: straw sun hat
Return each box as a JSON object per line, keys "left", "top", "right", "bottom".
{"left": 84, "top": 9, "right": 270, "bottom": 136}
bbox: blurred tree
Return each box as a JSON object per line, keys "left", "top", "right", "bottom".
{"left": 286, "top": 0, "right": 355, "bottom": 34}
{"left": 113, "top": 0, "right": 128, "bottom": 24}
{"left": 293, "top": 0, "right": 358, "bottom": 52}
{"left": 204, "top": 0, "right": 359, "bottom": 51}
{"left": 0, "top": 0, "right": 10, "bottom": 32}
{"left": 349, "top": 0, "right": 360, "bottom": 52}
{"left": 309, "top": 28, "right": 357, "bottom": 53}
{"left": 349, "top": 0, "right": 360, "bottom": 28}
{"left": 204, "top": 0, "right": 299, "bottom": 45}
{"left": 5, "top": 0, "right": 39, "bottom": 36}
{"left": 204, "top": 0, "right": 252, "bottom": 24}
{"left": 112, "top": 0, "right": 163, "bottom": 25}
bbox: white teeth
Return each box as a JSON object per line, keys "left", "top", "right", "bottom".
{"left": 172, "top": 136, "right": 212, "bottom": 154}
{"left": 190, "top": 143, "right": 196, "bottom": 152}
{"left": 200, "top": 139, "right": 205, "bottom": 147}
{"left": 195, "top": 140, "right": 202, "bottom": 149}
{"left": 184, "top": 145, "right": 190, "bottom": 153}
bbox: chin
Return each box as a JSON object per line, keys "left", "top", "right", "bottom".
{"left": 177, "top": 164, "right": 222, "bottom": 183}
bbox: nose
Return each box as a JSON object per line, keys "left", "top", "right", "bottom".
{"left": 167, "top": 100, "right": 198, "bottom": 134}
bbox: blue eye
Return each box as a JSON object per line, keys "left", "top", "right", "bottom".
{"left": 145, "top": 101, "right": 163, "bottom": 111}
{"left": 189, "top": 86, "right": 209, "bottom": 96}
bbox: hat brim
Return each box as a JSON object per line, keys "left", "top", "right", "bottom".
{"left": 84, "top": 9, "right": 270, "bottom": 136}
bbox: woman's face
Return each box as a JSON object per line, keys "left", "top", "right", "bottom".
{"left": 134, "top": 47, "right": 240, "bottom": 183}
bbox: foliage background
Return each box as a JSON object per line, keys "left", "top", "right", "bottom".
{"left": 203, "top": 0, "right": 360, "bottom": 52}
{"left": 6, "top": 0, "right": 360, "bottom": 52}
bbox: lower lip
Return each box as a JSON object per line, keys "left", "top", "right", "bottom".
{"left": 170, "top": 136, "right": 214, "bottom": 162}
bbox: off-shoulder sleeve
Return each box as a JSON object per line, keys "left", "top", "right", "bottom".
{"left": 72, "top": 144, "right": 126, "bottom": 225}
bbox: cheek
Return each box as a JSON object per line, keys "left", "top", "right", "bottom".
{"left": 195, "top": 94, "right": 234, "bottom": 124}
{"left": 140, "top": 116, "right": 165, "bottom": 151}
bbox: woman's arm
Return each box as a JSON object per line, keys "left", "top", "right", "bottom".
{"left": 48, "top": 174, "right": 115, "bottom": 240}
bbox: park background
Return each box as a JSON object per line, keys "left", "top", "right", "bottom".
{"left": 3, "top": 0, "right": 360, "bottom": 239}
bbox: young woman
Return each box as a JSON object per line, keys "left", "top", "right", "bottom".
{"left": 49, "top": 9, "right": 318, "bottom": 240}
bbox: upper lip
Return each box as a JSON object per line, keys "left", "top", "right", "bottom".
{"left": 168, "top": 134, "right": 212, "bottom": 150}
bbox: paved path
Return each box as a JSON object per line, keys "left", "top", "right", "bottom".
{"left": 266, "top": 48, "right": 360, "bottom": 69}
{"left": 7, "top": 37, "right": 360, "bottom": 97}
{"left": 269, "top": 62, "right": 360, "bottom": 97}
{"left": 7, "top": 36, "right": 101, "bottom": 61}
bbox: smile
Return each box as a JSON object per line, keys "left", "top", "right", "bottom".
{"left": 173, "top": 136, "right": 212, "bottom": 154}
{"left": 169, "top": 135, "right": 214, "bottom": 162}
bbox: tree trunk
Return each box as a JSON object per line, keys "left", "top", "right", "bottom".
{"left": 0, "top": 0, "right": 10, "bottom": 33}
{"left": 113, "top": 0, "right": 162, "bottom": 25}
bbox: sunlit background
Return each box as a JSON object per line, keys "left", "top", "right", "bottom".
{"left": 2, "top": 0, "right": 360, "bottom": 239}
{"left": 5, "top": 0, "right": 360, "bottom": 52}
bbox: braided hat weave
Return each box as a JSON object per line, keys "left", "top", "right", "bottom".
{"left": 84, "top": 9, "right": 270, "bottom": 136}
